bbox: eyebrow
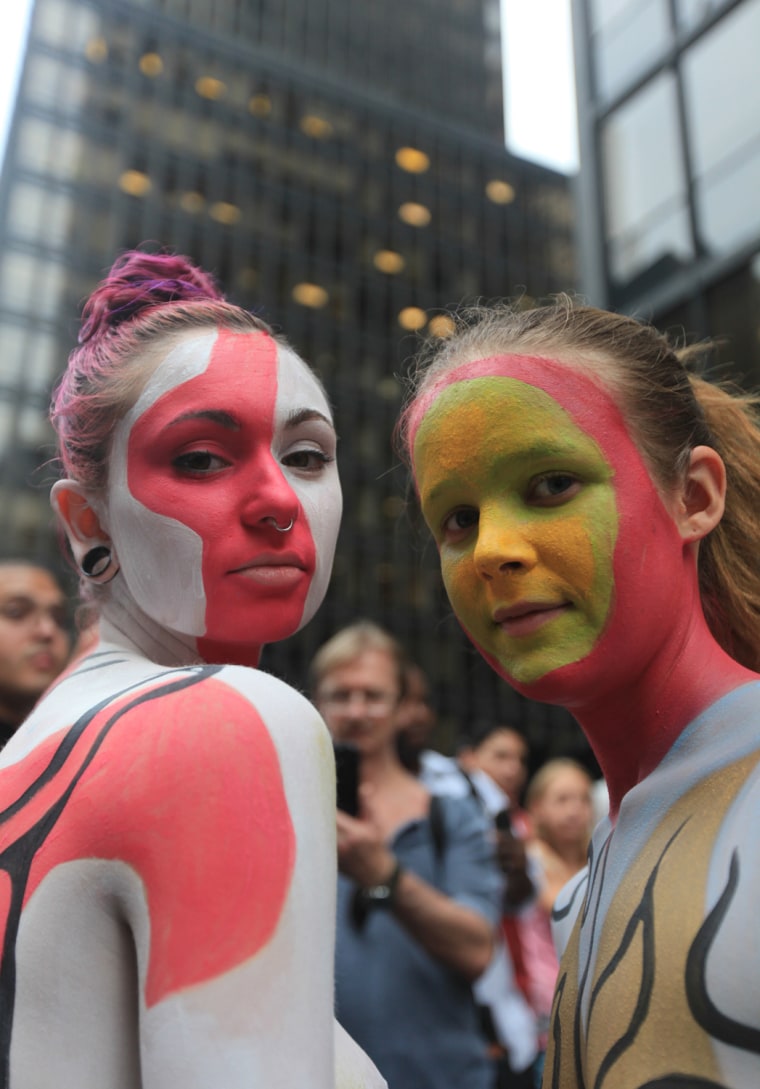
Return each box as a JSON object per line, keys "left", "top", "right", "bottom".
{"left": 169, "top": 410, "right": 240, "bottom": 430}
{"left": 167, "top": 407, "right": 334, "bottom": 432}
{"left": 283, "top": 408, "right": 334, "bottom": 430}
{"left": 421, "top": 439, "right": 588, "bottom": 502}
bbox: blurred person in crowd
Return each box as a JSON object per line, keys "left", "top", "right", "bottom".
{"left": 453, "top": 724, "right": 539, "bottom": 1087}
{"left": 312, "top": 621, "right": 502, "bottom": 1089}
{"left": 460, "top": 724, "right": 532, "bottom": 838}
{"left": 0, "top": 561, "right": 71, "bottom": 745}
{"left": 397, "top": 680, "right": 539, "bottom": 1086}
{"left": 395, "top": 660, "right": 437, "bottom": 773}
{"left": 522, "top": 760, "right": 594, "bottom": 1085}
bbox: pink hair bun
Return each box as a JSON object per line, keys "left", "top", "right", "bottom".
{"left": 78, "top": 250, "right": 224, "bottom": 345}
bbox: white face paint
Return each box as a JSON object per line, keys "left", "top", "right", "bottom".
{"left": 105, "top": 327, "right": 342, "bottom": 655}
{"left": 108, "top": 333, "right": 213, "bottom": 635}
{"left": 274, "top": 345, "right": 342, "bottom": 633}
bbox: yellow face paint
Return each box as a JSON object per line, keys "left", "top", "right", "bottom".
{"left": 413, "top": 376, "right": 619, "bottom": 685}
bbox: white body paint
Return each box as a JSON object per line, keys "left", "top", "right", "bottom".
{"left": 7, "top": 324, "right": 380, "bottom": 1087}
{"left": 3, "top": 641, "right": 386, "bottom": 1088}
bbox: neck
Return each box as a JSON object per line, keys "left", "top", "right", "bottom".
{"left": 572, "top": 614, "right": 756, "bottom": 819}
{"left": 543, "top": 836, "right": 587, "bottom": 871}
{"left": 100, "top": 577, "right": 199, "bottom": 665}
{"left": 359, "top": 746, "right": 410, "bottom": 785}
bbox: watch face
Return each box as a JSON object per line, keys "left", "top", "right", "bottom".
{"left": 365, "top": 883, "right": 392, "bottom": 902}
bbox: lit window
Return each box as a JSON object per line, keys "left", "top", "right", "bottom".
{"left": 139, "top": 53, "right": 164, "bottom": 77}
{"left": 300, "top": 115, "right": 333, "bottom": 139}
{"left": 209, "top": 202, "right": 241, "bottom": 225}
{"left": 180, "top": 191, "right": 205, "bottom": 214}
{"left": 428, "top": 314, "right": 456, "bottom": 338}
{"left": 118, "top": 170, "right": 151, "bottom": 197}
{"left": 398, "top": 306, "right": 427, "bottom": 330}
{"left": 486, "top": 180, "right": 516, "bottom": 205}
{"left": 85, "top": 37, "right": 108, "bottom": 63}
{"left": 249, "top": 94, "right": 272, "bottom": 117}
{"left": 373, "top": 249, "right": 406, "bottom": 274}
{"left": 395, "top": 147, "right": 430, "bottom": 173}
{"left": 398, "top": 202, "right": 431, "bottom": 227}
{"left": 196, "top": 77, "right": 226, "bottom": 100}
{"left": 292, "top": 282, "right": 329, "bottom": 308}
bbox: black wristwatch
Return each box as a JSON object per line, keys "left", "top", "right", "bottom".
{"left": 360, "top": 859, "right": 404, "bottom": 908}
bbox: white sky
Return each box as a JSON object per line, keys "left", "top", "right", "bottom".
{"left": 0, "top": 0, "right": 578, "bottom": 173}
{"left": 502, "top": 0, "right": 579, "bottom": 173}
{"left": 0, "top": 2, "right": 33, "bottom": 163}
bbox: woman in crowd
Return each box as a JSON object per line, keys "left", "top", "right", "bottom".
{"left": 0, "top": 251, "right": 383, "bottom": 1088}
{"left": 521, "top": 759, "right": 594, "bottom": 1085}
{"left": 399, "top": 297, "right": 760, "bottom": 1088}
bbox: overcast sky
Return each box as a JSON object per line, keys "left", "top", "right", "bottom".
{"left": 0, "top": 0, "right": 578, "bottom": 173}
{"left": 502, "top": 0, "right": 579, "bottom": 172}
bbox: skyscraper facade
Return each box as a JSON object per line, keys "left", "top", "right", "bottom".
{"left": 0, "top": 0, "right": 579, "bottom": 752}
{"left": 572, "top": 0, "right": 760, "bottom": 385}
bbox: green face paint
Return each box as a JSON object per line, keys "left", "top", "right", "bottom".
{"left": 413, "top": 376, "right": 618, "bottom": 685}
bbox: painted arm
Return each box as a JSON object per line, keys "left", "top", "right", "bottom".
{"left": 7, "top": 669, "right": 337, "bottom": 1087}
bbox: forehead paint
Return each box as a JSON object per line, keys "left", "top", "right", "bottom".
{"left": 415, "top": 376, "right": 617, "bottom": 683}
{"left": 412, "top": 354, "right": 687, "bottom": 699}
{"left": 408, "top": 355, "right": 622, "bottom": 463}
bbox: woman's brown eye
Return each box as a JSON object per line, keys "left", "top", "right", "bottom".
{"left": 173, "top": 451, "right": 229, "bottom": 473}
{"left": 531, "top": 475, "right": 580, "bottom": 503}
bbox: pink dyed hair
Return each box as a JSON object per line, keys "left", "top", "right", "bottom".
{"left": 51, "top": 250, "right": 277, "bottom": 490}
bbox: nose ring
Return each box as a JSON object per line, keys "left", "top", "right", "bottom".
{"left": 268, "top": 517, "right": 295, "bottom": 533}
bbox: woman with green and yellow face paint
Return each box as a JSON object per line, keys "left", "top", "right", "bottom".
{"left": 399, "top": 298, "right": 760, "bottom": 1089}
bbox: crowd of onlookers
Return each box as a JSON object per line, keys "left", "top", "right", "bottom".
{"left": 311, "top": 619, "right": 599, "bottom": 1089}
{"left": 0, "top": 567, "right": 599, "bottom": 1089}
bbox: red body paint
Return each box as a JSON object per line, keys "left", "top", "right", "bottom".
{"left": 0, "top": 675, "right": 294, "bottom": 1006}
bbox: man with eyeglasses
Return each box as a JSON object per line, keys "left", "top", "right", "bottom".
{"left": 311, "top": 621, "right": 502, "bottom": 1089}
{"left": 0, "top": 561, "right": 71, "bottom": 746}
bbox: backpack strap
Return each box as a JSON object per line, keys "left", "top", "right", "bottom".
{"left": 429, "top": 792, "right": 447, "bottom": 865}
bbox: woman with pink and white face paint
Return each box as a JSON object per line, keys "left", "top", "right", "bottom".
{"left": 400, "top": 298, "right": 760, "bottom": 1089}
{"left": 0, "top": 252, "right": 385, "bottom": 1089}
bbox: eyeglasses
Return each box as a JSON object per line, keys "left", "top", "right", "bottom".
{"left": 318, "top": 688, "right": 400, "bottom": 714}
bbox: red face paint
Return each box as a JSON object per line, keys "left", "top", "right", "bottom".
{"left": 115, "top": 329, "right": 336, "bottom": 664}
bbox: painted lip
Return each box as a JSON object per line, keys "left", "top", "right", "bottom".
{"left": 492, "top": 600, "right": 571, "bottom": 638}
{"left": 230, "top": 551, "right": 309, "bottom": 587}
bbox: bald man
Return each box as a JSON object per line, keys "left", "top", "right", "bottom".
{"left": 0, "top": 561, "right": 71, "bottom": 744}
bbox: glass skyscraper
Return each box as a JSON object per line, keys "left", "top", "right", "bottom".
{"left": 0, "top": 0, "right": 581, "bottom": 758}
{"left": 573, "top": 0, "right": 760, "bottom": 385}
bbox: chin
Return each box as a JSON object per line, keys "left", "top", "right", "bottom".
{"left": 475, "top": 642, "right": 600, "bottom": 710}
